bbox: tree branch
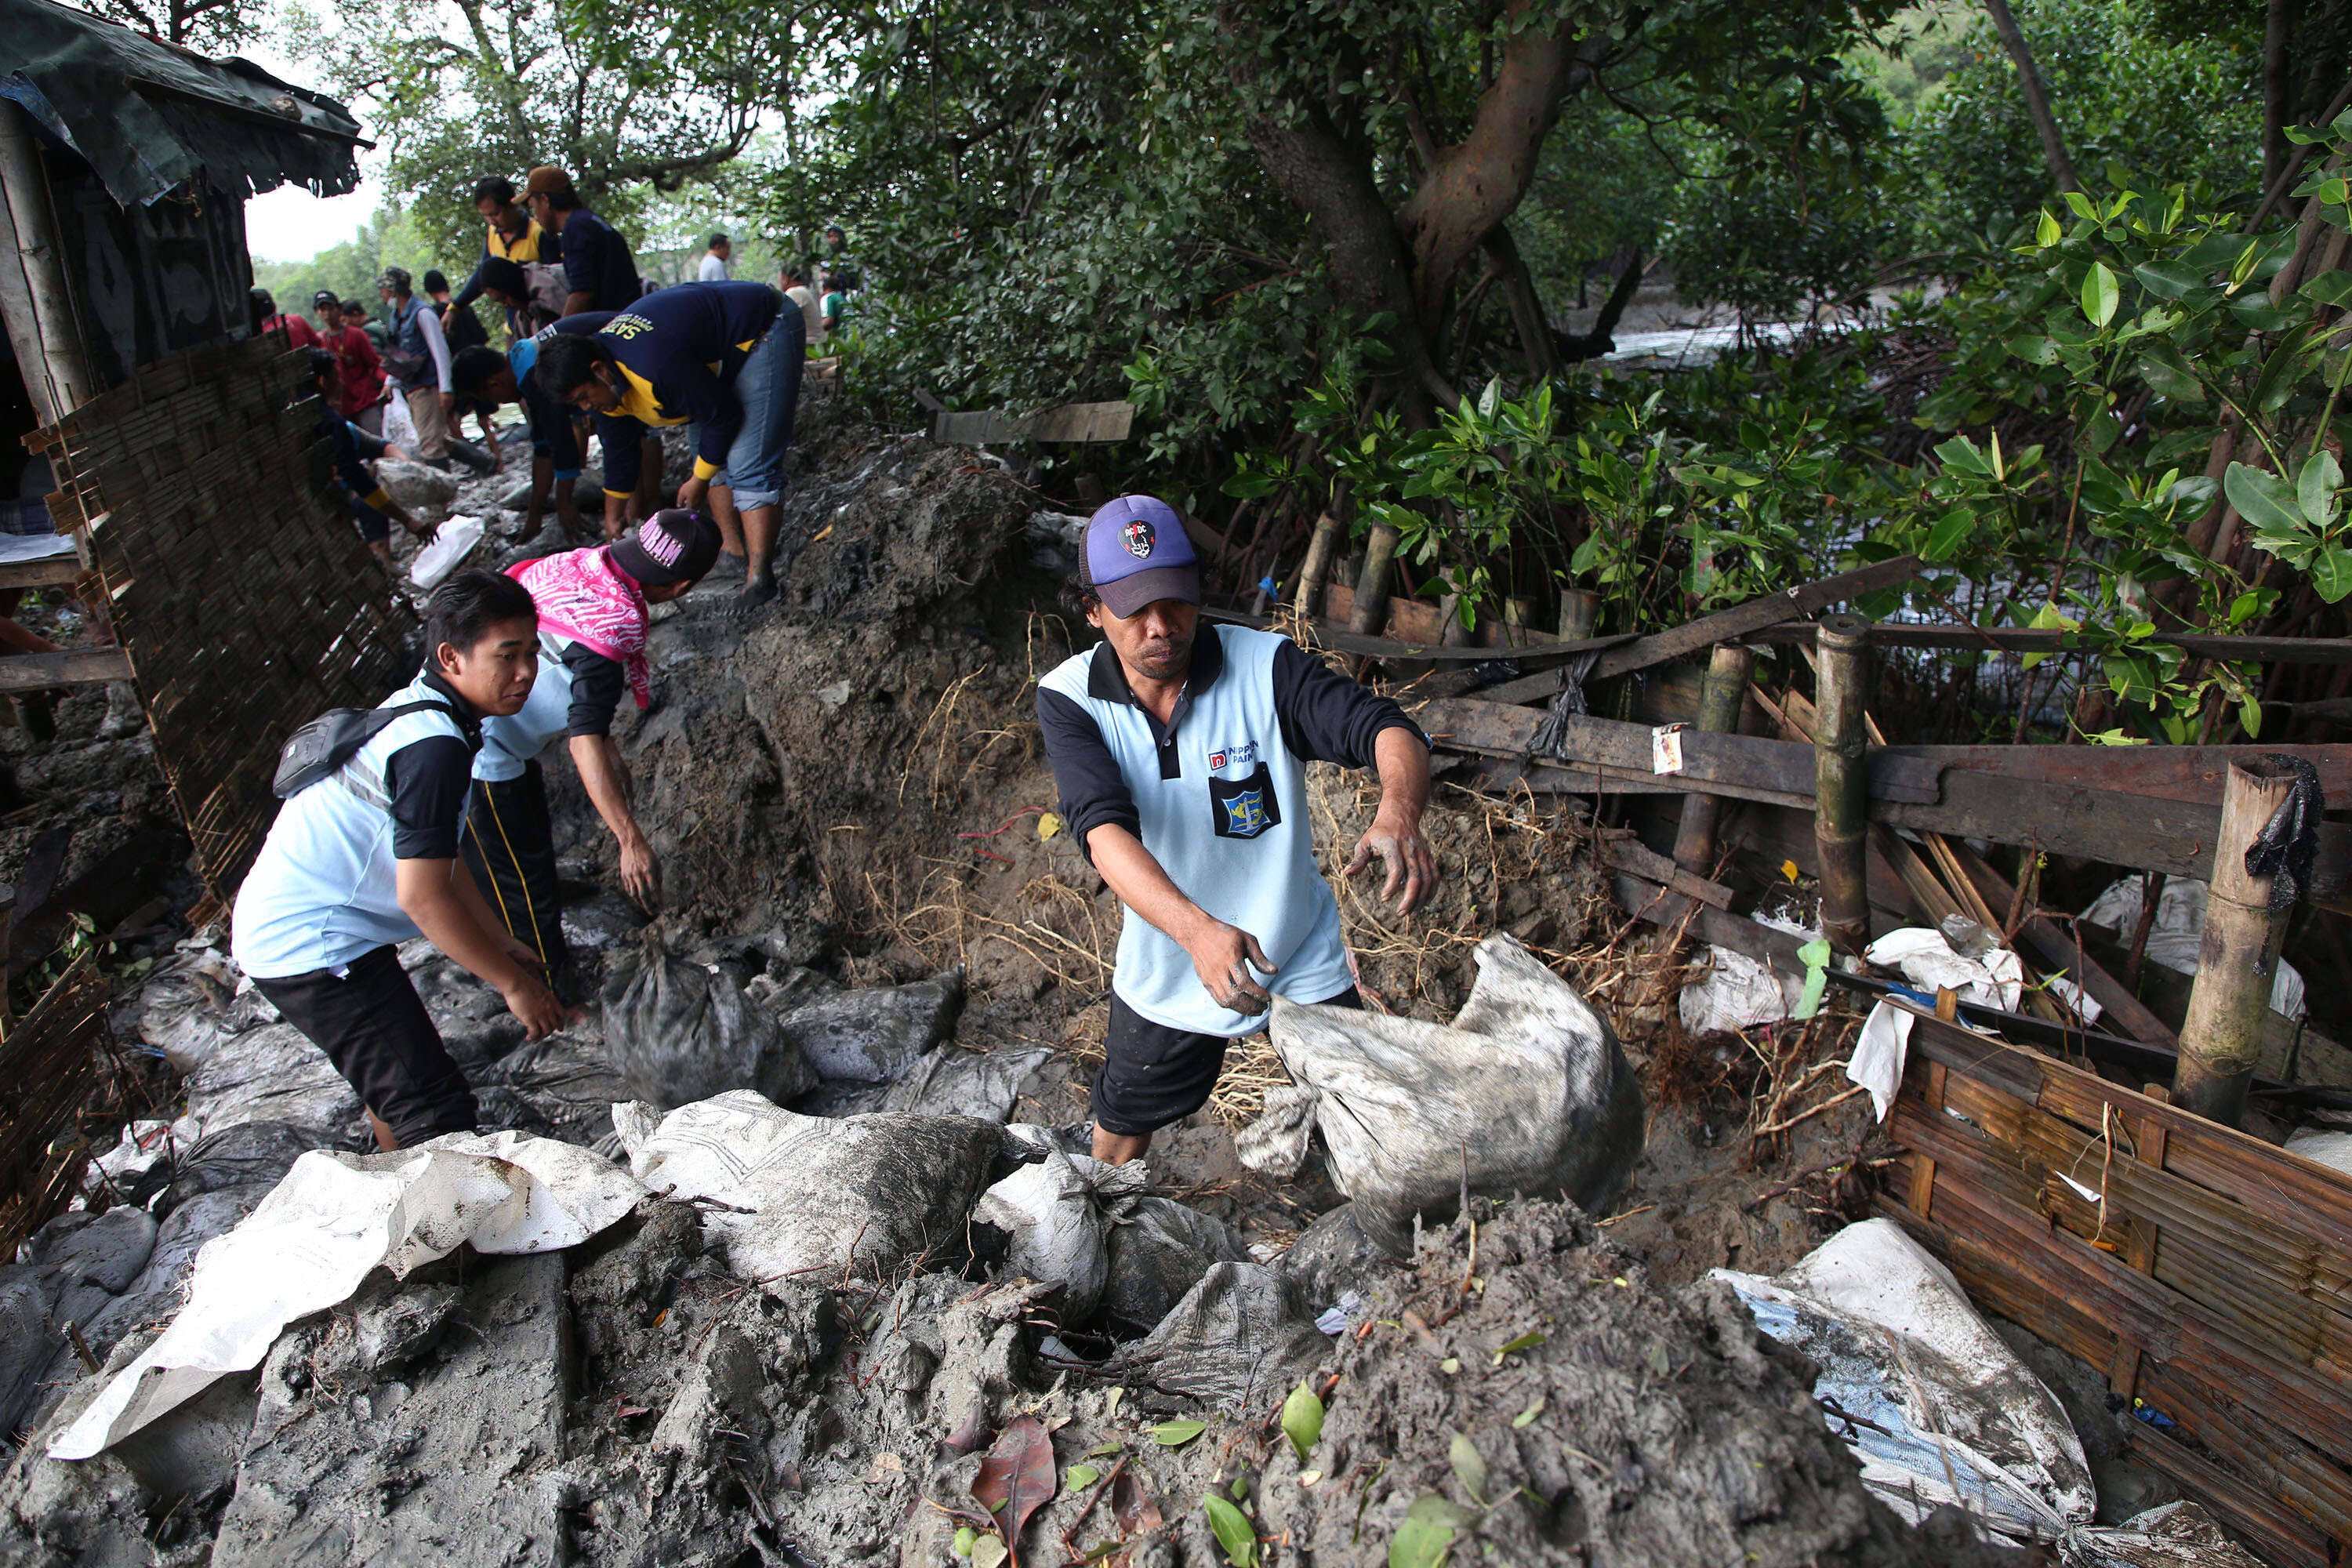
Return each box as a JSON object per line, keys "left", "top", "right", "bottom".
{"left": 1981, "top": 0, "right": 2082, "bottom": 195}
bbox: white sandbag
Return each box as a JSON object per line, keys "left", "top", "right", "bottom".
{"left": 971, "top": 1151, "right": 1147, "bottom": 1319}
{"left": 1234, "top": 934, "right": 1642, "bottom": 1256}
{"left": 614, "top": 1091, "right": 1030, "bottom": 1283}
{"left": 1715, "top": 1218, "right": 2094, "bottom": 1541}
{"left": 409, "top": 514, "right": 487, "bottom": 590}
{"left": 50, "top": 1131, "right": 645, "bottom": 1461}
{"left": 2082, "top": 877, "right": 2303, "bottom": 1019}
{"left": 2287, "top": 1128, "right": 2352, "bottom": 1177}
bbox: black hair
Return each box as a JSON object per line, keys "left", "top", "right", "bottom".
{"left": 249, "top": 286, "right": 276, "bottom": 328}
{"left": 305, "top": 347, "right": 337, "bottom": 384}
{"left": 542, "top": 186, "right": 583, "bottom": 212}
{"left": 422, "top": 268, "right": 451, "bottom": 295}
{"left": 1058, "top": 559, "right": 1100, "bottom": 619}
{"left": 709, "top": 231, "right": 729, "bottom": 248}
{"left": 451, "top": 344, "right": 510, "bottom": 397}
{"left": 532, "top": 332, "right": 604, "bottom": 401}
{"left": 423, "top": 568, "right": 535, "bottom": 663}
{"left": 341, "top": 299, "right": 368, "bottom": 317}
{"left": 473, "top": 175, "right": 517, "bottom": 205}
{"left": 476, "top": 256, "right": 528, "bottom": 300}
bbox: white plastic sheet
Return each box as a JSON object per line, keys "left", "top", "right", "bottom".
{"left": 409, "top": 515, "right": 487, "bottom": 590}
{"left": 51, "top": 1131, "right": 644, "bottom": 1461}
{"left": 1846, "top": 927, "right": 2026, "bottom": 1121}
{"left": 2082, "top": 877, "right": 2304, "bottom": 1020}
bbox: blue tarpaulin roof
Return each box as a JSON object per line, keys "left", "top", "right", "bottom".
{"left": 0, "top": 0, "right": 363, "bottom": 207}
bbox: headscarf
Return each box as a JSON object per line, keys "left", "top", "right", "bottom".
{"left": 509, "top": 546, "right": 652, "bottom": 709}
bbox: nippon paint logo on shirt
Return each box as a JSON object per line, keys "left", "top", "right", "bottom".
{"left": 1206, "top": 740, "right": 1260, "bottom": 774}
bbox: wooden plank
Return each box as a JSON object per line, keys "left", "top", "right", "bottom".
{"left": 2125, "top": 1425, "right": 2336, "bottom": 1568}
{"left": 1752, "top": 619, "right": 2352, "bottom": 667}
{"left": 0, "top": 647, "right": 131, "bottom": 690}
{"left": 1599, "top": 836, "right": 1733, "bottom": 909}
{"left": 932, "top": 400, "right": 1134, "bottom": 444}
{"left": 1475, "top": 555, "right": 1923, "bottom": 703}
{"left": 0, "top": 555, "right": 83, "bottom": 590}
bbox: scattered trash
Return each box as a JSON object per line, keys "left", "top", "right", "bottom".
{"left": 1865, "top": 922, "right": 2025, "bottom": 1011}
{"left": 408, "top": 514, "right": 487, "bottom": 590}
{"left": 1714, "top": 1217, "right": 2096, "bottom": 1541}
{"left": 1235, "top": 935, "right": 1643, "bottom": 1255}
{"left": 1679, "top": 910, "right": 1817, "bottom": 1035}
{"left": 2082, "top": 877, "right": 2305, "bottom": 1019}
{"left": 601, "top": 944, "right": 820, "bottom": 1109}
{"left": 614, "top": 1092, "right": 1034, "bottom": 1281}
{"left": 52, "top": 1131, "right": 645, "bottom": 1461}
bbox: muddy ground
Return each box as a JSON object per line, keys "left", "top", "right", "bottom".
{"left": 0, "top": 392, "right": 2019, "bottom": 1567}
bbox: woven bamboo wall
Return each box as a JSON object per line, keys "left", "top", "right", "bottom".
{"left": 0, "top": 953, "right": 113, "bottom": 1258}
{"left": 28, "top": 332, "right": 417, "bottom": 895}
{"left": 1881, "top": 1011, "right": 2352, "bottom": 1567}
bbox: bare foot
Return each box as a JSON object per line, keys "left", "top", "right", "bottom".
{"left": 729, "top": 573, "right": 778, "bottom": 619}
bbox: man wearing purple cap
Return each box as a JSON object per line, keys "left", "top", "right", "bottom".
{"left": 1037, "top": 494, "right": 1439, "bottom": 1164}
{"left": 467, "top": 509, "right": 723, "bottom": 993}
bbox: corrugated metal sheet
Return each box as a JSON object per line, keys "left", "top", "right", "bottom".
{"left": 0, "top": 0, "right": 361, "bottom": 208}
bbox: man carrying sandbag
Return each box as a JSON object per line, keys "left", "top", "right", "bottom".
{"left": 1037, "top": 495, "right": 1438, "bottom": 1165}
{"left": 232, "top": 571, "right": 565, "bottom": 1152}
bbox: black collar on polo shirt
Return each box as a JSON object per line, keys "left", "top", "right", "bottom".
{"left": 418, "top": 666, "right": 486, "bottom": 747}
{"left": 1087, "top": 625, "right": 1224, "bottom": 781}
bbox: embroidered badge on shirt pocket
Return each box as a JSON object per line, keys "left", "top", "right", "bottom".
{"left": 1208, "top": 762, "right": 1281, "bottom": 840}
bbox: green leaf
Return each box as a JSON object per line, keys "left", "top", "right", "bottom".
{"left": 2226, "top": 462, "right": 2310, "bottom": 541}
{"left": 1389, "top": 1495, "right": 1474, "bottom": 1568}
{"left": 1152, "top": 1419, "right": 1207, "bottom": 1448}
{"left": 2035, "top": 209, "right": 2061, "bottom": 247}
{"left": 1512, "top": 1396, "right": 1547, "bottom": 1428}
{"left": 1922, "top": 510, "right": 1976, "bottom": 564}
{"left": 1448, "top": 1432, "right": 1488, "bottom": 1504}
{"left": 2252, "top": 325, "right": 2323, "bottom": 413}
{"left": 1067, "top": 1465, "right": 1101, "bottom": 1491}
{"left": 2132, "top": 259, "right": 2203, "bottom": 299}
{"left": 1492, "top": 1330, "right": 1547, "bottom": 1366}
{"left": 1221, "top": 470, "right": 1279, "bottom": 499}
{"left": 2081, "top": 262, "right": 2120, "bottom": 327}
{"left": 1202, "top": 1495, "right": 1258, "bottom": 1568}
{"left": 1280, "top": 1380, "right": 1325, "bottom": 1463}
{"left": 2314, "top": 547, "right": 2352, "bottom": 604}
{"left": 953, "top": 1527, "right": 978, "bottom": 1559}
{"left": 2008, "top": 334, "right": 2058, "bottom": 366}
{"left": 2303, "top": 270, "right": 2352, "bottom": 308}
{"left": 2134, "top": 341, "right": 2204, "bottom": 402}
{"left": 2297, "top": 451, "right": 2343, "bottom": 529}
{"left": 1932, "top": 435, "right": 1991, "bottom": 475}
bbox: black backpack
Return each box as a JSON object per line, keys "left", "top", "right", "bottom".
{"left": 273, "top": 700, "right": 458, "bottom": 799}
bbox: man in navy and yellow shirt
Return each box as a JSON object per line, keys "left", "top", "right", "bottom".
{"left": 533, "top": 280, "right": 806, "bottom": 616}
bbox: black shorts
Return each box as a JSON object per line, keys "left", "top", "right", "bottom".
{"left": 252, "top": 943, "right": 477, "bottom": 1147}
{"left": 1091, "top": 985, "right": 1361, "bottom": 1138}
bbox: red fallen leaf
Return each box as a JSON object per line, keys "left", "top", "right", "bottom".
{"left": 971, "top": 1414, "right": 1058, "bottom": 1566}
{"left": 1110, "top": 1468, "right": 1163, "bottom": 1537}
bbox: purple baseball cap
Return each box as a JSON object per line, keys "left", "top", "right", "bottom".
{"left": 1084, "top": 494, "right": 1199, "bottom": 618}
{"left": 611, "top": 508, "right": 721, "bottom": 586}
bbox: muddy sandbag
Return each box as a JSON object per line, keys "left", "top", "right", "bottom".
{"left": 1273, "top": 1201, "right": 1392, "bottom": 1315}
{"left": 1102, "top": 1193, "right": 1251, "bottom": 1334}
{"left": 615, "top": 1091, "right": 1034, "bottom": 1281}
{"left": 480, "top": 1036, "right": 632, "bottom": 1142}
{"left": 1108, "top": 1261, "right": 1323, "bottom": 1415}
{"left": 601, "top": 946, "right": 818, "bottom": 1109}
{"left": 776, "top": 972, "right": 964, "bottom": 1083}
{"left": 1236, "top": 934, "right": 1642, "bottom": 1256}
{"left": 971, "top": 1152, "right": 1148, "bottom": 1319}
{"left": 374, "top": 458, "right": 461, "bottom": 517}
{"left": 182, "top": 1021, "right": 362, "bottom": 1140}
{"left": 881, "top": 1042, "right": 1051, "bottom": 1121}
{"left": 0, "top": 1265, "right": 54, "bottom": 1443}
{"left": 162, "top": 1121, "right": 328, "bottom": 1213}
{"left": 136, "top": 942, "right": 276, "bottom": 1074}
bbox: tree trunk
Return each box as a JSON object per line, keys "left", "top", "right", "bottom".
{"left": 1480, "top": 226, "right": 1560, "bottom": 383}
{"left": 1982, "top": 0, "right": 2082, "bottom": 195}
{"left": 2264, "top": 0, "right": 2302, "bottom": 197}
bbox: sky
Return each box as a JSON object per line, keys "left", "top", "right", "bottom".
{"left": 240, "top": 31, "right": 383, "bottom": 263}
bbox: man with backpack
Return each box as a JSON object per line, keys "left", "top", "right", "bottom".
{"left": 463, "top": 510, "right": 723, "bottom": 992}
{"left": 232, "top": 570, "right": 564, "bottom": 1152}
{"left": 377, "top": 267, "right": 456, "bottom": 466}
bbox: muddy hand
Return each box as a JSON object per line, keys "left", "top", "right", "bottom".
{"left": 1188, "top": 922, "right": 1276, "bottom": 1015}
{"left": 1345, "top": 811, "right": 1439, "bottom": 915}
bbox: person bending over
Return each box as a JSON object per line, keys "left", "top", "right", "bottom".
{"left": 531, "top": 281, "right": 804, "bottom": 616}
{"left": 304, "top": 348, "right": 435, "bottom": 567}
{"left": 466, "top": 510, "right": 721, "bottom": 993}
{"left": 452, "top": 339, "right": 584, "bottom": 545}
{"left": 231, "top": 571, "right": 564, "bottom": 1152}
{"left": 1036, "top": 495, "right": 1439, "bottom": 1166}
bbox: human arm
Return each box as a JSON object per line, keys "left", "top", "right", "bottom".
{"left": 570, "top": 735, "right": 658, "bottom": 906}
{"left": 450, "top": 238, "right": 491, "bottom": 312}
{"left": 596, "top": 411, "right": 644, "bottom": 532}
{"left": 1270, "top": 640, "right": 1438, "bottom": 914}
{"left": 1087, "top": 824, "right": 1275, "bottom": 1014}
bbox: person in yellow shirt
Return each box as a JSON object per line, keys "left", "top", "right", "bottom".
{"left": 447, "top": 176, "right": 546, "bottom": 337}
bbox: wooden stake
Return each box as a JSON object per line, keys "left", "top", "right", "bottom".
{"left": 2176, "top": 757, "right": 2299, "bottom": 1127}
{"left": 1293, "top": 509, "right": 1345, "bottom": 618}
{"left": 1813, "top": 614, "right": 1874, "bottom": 956}
{"left": 1347, "top": 523, "right": 1401, "bottom": 637}
{"left": 1671, "top": 642, "right": 1755, "bottom": 876}
{"left": 1557, "top": 588, "right": 1599, "bottom": 641}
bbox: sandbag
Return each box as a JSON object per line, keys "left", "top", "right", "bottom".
{"left": 776, "top": 972, "right": 963, "bottom": 1083}
{"left": 374, "top": 459, "right": 460, "bottom": 517}
{"left": 182, "top": 1021, "right": 362, "bottom": 1141}
{"left": 601, "top": 946, "right": 818, "bottom": 1109}
{"left": 165, "top": 1121, "right": 331, "bottom": 1212}
{"left": 880, "top": 1043, "right": 1050, "bottom": 1121}
{"left": 614, "top": 1091, "right": 1034, "bottom": 1282}
{"left": 136, "top": 939, "right": 275, "bottom": 1074}
{"left": 480, "top": 1036, "right": 632, "bottom": 1144}
{"left": 1108, "top": 1262, "right": 1323, "bottom": 1415}
{"left": 971, "top": 1152, "right": 1147, "bottom": 1319}
{"left": 0, "top": 1265, "right": 54, "bottom": 1443}
{"left": 1102, "top": 1193, "right": 1251, "bottom": 1334}
{"left": 1274, "top": 1202, "right": 1392, "bottom": 1316}
{"left": 1236, "top": 934, "right": 1642, "bottom": 1256}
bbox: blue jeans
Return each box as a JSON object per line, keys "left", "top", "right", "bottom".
{"left": 707, "top": 303, "right": 805, "bottom": 511}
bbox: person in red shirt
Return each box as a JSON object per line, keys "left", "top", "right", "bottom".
{"left": 314, "top": 290, "right": 387, "bottom": 436}
{"left": 252, "top": 287, "right": 321, "bottom": 350}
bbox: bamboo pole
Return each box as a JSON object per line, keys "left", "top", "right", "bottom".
{"left": 0, "top": 103, "right": 93, "bottom": 423}
{"left": 1347, "top": 523, "right": 1401, "bottom": 637}
{"left": 1291, "top": 510, "right": 1345, "bottom": 618}
{"left": 1557, "top": 588, "right": 1599, "bottom": 641}
{"left": 1814, "top": 614, "right": 1873, "bottom": 956}
{"left": 1671, "top": 642, "right": 1754, "bottom": 876}
{"left": 2176, "top": 758, "right": 2299, "bottom": 1127}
